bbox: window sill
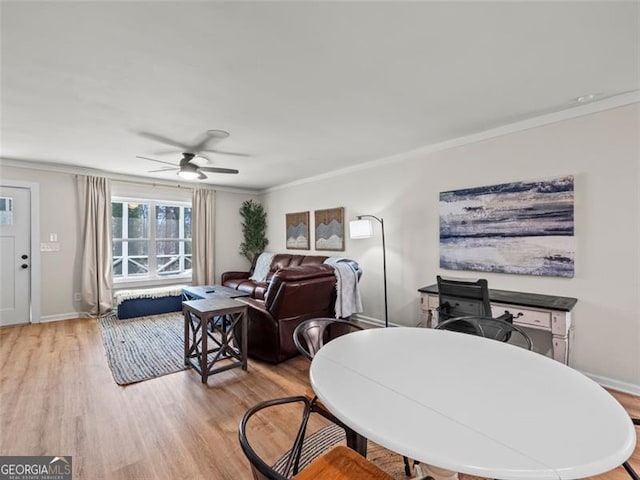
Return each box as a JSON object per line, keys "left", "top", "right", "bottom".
{"left": 113, "top": 275, "right": 192, "bottom": 290}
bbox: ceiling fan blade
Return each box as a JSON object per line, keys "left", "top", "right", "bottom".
{"left": 198, "top": 166, "right": 239, "bottom": 175}
{"left": 136, "top": 131, "right": 189, "bottom": 150}
{"left": 191, "top": 129, "right": 230, "bottom": 152}
{"left": 151, "top": 149, "right": 181, "bottom": 156}
{"left": 148, "top": 167, "right": 178, "bottom": 173}
{"left": 136, "top": 155, "right": 178, "bottom": 167}
{"left": 200, "top": 149, "right": 251, "bottom": 157}
{"left": 197, "top": 171, "right": 208, "bottom": 180}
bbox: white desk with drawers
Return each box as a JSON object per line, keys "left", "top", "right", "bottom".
{"left": 418, "top": 284, "right": 578, "bottom": 364}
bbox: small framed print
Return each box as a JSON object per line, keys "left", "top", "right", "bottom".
{"left": 285, "top": 211, "right": 310, "bottom": 250}
{"left": 315, "top": 207, "right": 345, "bottom": 251}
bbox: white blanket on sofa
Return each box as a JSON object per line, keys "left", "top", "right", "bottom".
{"left": 249, "top": 252, "right": 275, "bottom": 282}
{"left": 324, "top": 258, "right": 362, "bottom": 318}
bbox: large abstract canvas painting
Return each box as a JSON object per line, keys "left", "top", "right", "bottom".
{"left": 440, "top": 176, "right": 574, "bottom": 277}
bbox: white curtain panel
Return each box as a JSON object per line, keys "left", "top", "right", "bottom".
{"left": 192, "top": 188, "right": 216, "bottom": 285}
{"left": 77, "top": 175, "right": 113, "bottom": 316}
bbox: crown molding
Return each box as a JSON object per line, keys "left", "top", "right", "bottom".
{"left": 0, "top": 157, "right": 261, "bottom": 195}
{"left": 263, "top": 90, "right": 640, "bottom": 194}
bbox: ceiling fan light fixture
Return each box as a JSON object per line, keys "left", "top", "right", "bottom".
{"left": 177, "top": 161, "right": 201, "bottom": 180}
{"left": 177, "top": 169, "right": 200, "bottom": 180}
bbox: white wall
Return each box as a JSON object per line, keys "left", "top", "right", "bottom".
{"left": 0, "top": 166, "right": 79, "bottom": 319}
{"left": 0, "top": 164, "right": 257, "bottom": 319}
{"left": 215, "top": 190, "right": 258, "bottom": 277}
{"left": 260, "top": 104, "right": 640, "bottom": 389}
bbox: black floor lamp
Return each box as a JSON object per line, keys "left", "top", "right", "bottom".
{"left": 349, "top": 215, "right": 388, "bottom": 328}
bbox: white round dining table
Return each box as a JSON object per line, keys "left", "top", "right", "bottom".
{"left": 309, "top": 327, "right": 636, "bottom": 480}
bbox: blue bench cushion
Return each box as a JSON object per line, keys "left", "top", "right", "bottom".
{"left": 117, "top": 295, "right": 183, "bottom": 320}
{"left": 113, "top": 285, "right": 187, "bottom": 319}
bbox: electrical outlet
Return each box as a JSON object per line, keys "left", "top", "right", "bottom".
{"left": 41, "top": 242, "right": 60, "bottom": 252}
{"left": 74, "top": 292, "right": 81, "bottom": 302}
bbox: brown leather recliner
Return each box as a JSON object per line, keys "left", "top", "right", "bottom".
{"left": 238, "top": 264, "right": 337, "bottom": 364}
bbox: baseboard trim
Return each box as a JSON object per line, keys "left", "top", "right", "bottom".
{"left": 579, "top": 371, "right": 640, "bottom": 396}
{"left": 350, "top": 314, "right": 383, "bottom": 327}
{"left": 39, "top": 312, "right": 91, "bottom": 323}
{"left": 350, "top": 313, "right": 419, "bottom": 328}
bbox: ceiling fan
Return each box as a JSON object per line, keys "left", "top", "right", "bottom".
{"left": 136, "top": 129, "right": 247, "bottom": 180}
{"left": 137, "top": 152, "right": 239, "bottom": 180}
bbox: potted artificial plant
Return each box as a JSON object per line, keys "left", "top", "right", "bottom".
{"left": 239, "top": 200, "right": 268, "bottom": 262}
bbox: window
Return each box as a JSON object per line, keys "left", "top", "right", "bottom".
{"left": 112, "top": 198, "right": 192, "bottom": 282}
{"left": 0, "top": 197, "right": 13, "bottom": 225}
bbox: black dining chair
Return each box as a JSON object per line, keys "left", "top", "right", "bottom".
{"left": 293, "top": 318, "right": 422, "bottom": 478}
{"left": 435, "top": 315, "right": 533, "bottom": 350}
{"left": 622, "top": 417, "right": 639, "bottom": 480}
{"left": 238, "top": 395, "right": 393, "bottom": 480}
{"left": 293, "top": 318, "right": 364, "bottom": 361}
{"left": 292, "top": 318, "right": 368, "bottom": 457}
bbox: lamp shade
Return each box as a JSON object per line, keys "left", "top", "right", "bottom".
{"left": 349, "top": 219, "right": 373, "bottom": 239}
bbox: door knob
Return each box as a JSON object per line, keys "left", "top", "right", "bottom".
{"left": 21, "top": 264, "right": 28, "bottom": 269}
{"left": 21, "top": 254, "right": 28, "bottom": 259}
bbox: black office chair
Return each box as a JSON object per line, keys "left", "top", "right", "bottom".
{"left": 436, "top": 275, "right": 515, "bottom": 333}
{"left": 435, "top": 315, "right": 533, "bottom": 350}
{"left": 437, "top": 275, "right": 493, "bottom": 318}
{"left": 623, "top": 417, "right": 639, "bottom": 480}
{"left": 238, "top": 395, "right": 393, "bottom": 480}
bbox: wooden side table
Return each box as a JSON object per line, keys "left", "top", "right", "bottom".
{"left": 183, "top": 297, "right": 248, "bottom": 383}
{"left": 182, "top": 284, "right": 250, "bottom": 300}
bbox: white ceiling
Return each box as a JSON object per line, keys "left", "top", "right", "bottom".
{"left": 1, "top": 1, "right": 638, "bottom": 191}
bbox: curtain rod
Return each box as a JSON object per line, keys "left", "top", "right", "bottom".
{"left": 74, "top": 174, "right": 213, "bottom": 191}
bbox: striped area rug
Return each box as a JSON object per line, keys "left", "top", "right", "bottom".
{"left": 98, "top": 312, "right": 187, "bottom": 386}
{"left": 273, "top": 424, "right": 486, "bottom": 479}
{"left": 273, "top": 424, "right": 413, "bottom": 478}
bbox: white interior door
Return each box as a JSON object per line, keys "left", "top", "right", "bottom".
{"left": 0, "top": 186, "right": 31, "bottom": 326}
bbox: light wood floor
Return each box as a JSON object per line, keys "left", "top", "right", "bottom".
{"left": 0, "top": 319, "right": 638, "bottom": 480}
